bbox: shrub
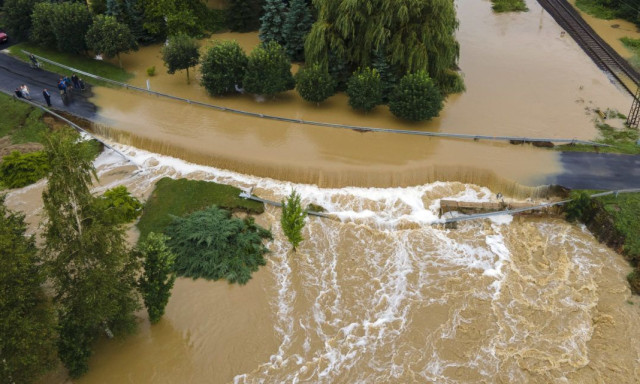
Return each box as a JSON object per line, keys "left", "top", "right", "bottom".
{"left": 295, "top": 63, "right": 335, "bottom": 104}
{"left": 628, "top": 269, "right": 640, "bottom": 294}
{"left": 200, "top": 40, "right": 248, "bottom": 96}
{"left": 97, "top": 185, "right": 143, "bottom": 224}
{"left": 147, "top": 66, "right": 156, "bottom": 76}
{"left": 166, "top": 206, "right": 272, "bottom": 284}
{"left": 389, "top": 70, "right": 444, "bottom": 122}
{"left": 346, "top": 67, "right": 383, "bottom": 112}
{"left": 564, "top": 191, "right": 596, "bottom": 222}
{"left": 0, "top": 151, "right": 49, "bottom": 189}
{"left": 243, "top": 41, "right": 295, "bottom": 96}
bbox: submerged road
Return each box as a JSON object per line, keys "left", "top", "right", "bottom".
{"left": 0, "top": 52, "right": 638, "bottom": 191}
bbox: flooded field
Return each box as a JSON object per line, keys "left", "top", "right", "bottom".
{"left": 8, "top": 145, "right": 639, "bottom": 383}
{"left": 88, "top": 0, "right": 631, "bottom": 189}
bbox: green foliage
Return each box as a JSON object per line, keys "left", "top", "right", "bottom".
{"left": 491, "top": 0, "right": 528, "bottom": 13}
{"left": 389, "top": 71, "right": 444, "bottom": 122}
{"left": 346, "top": 67, "right": 383, "bottom": 112}
{"left": 621, "top": 37, "right": 640, "bottom": 71}
{"left": 575, "top": 0, "right": 620, "bottom": 20}
{"left": 281, "top": 189, "right": 307, "bottom": 251}
{"left": 0, "top": 196, "right": 58, "bottom": 384}
{"left": 49, "top": 2, "right": 93, "bottom": 53}
{"left": 42, "top": 128, "right": 140, "bottom": 378}
{"left": 166, "top": 206, "right": 272, "bottom": 285}
{"left": 295, "top": 63, "right": 336, "bottom": 104}
{"left": 243, "top": 41, "right": 295, "bottom": 96}
{"left": 227, "top": 0, "right": 264, "bottom": 32}
{"left": 30, "top": 2, "right": 57, "bottom": 47}
{"left": 3, "top": 0, "right": 40, "bottom": 41}
{"left": 136, "top": 178, "right": 264, "bottom": 241}
{"left": 141, "top": 0, "right": 210, "bottom": 38}
{"left": 372, "top": 48, "right": 398, "bottom": 101}
{"left": 628, "top": 269, "right": 640, "bottom": 294}
{"left": 137, "top": 232, "right": 176, "bottom": 324}
{"left": 161, "top": 34, "right": 200, "bottom": 84}
{"left": 598, "top": 192, "right": 640, "bottom": 261}
{"left": 564, "top": 190, "right": 597, "bottom": 222}
{"left": 305, "top": 0, "right": 462, "bottom": 91}
{"left": 259, "top": 0, "right": 287, "bottom": 46}
{"left": 282, "top": 0, "right": 313, "bottom": 61}
{"left": 0, "top": 151, "right": 49, "bottom": 189}
{"left": 86, "top": 15, "right": 138, "bottom": 68}
{"left": 147, "top": 65, "right": 156, "bottom": 76}
{"left": 200, "top": 40, "right": 248, "bottom": 96}
{"left": 91, "top": 0, "right": 107, "bottom": 15}
{"left": 97, "top": 185, "right": 143, "bottom": 224}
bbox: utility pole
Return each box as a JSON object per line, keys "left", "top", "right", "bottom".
{"left": 627, "top": 86, "right": 640, "bottom": 128}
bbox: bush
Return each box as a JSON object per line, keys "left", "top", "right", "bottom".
{"left": 200, "top": 40, "right": 248, "bottom": 96}
{"left": 628, "top": 269, "right": 640, "bottom": 294}
{"left": 295, "top": 63, "right": 335, "bottom": 104}
{"left": 97, "top": 185, "right": 143, "bottom": 224}
{"left": 243, "top": 41, "right": 295, "bottom": 96}
{"left": 0, "top": 151, "right": 49, "bottom": 189}
{"left": 346, "top": 67, "right": 383, "bottom": 112}
{"left": 166, "top": 206, "right": 272, "bottom": 285}
{"left": 389, "top": 71, "right": 444, "bottom": 122}
{"left": 564, "top": 191, "right": 596, "bottom": 222}
{"left": 147, "top": 66, "right": 156, "bottom": 76}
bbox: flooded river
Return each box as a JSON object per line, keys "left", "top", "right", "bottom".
{"left": 9, "top": 145, "right": 639, "bottom": 383}
{"left": 89, "top": 0, "right": 631, "bottom": 189}
{"left": 7, "top": 0, "right": 639, "bottom": 383}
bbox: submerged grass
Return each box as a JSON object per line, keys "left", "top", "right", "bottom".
{"left": 8, "top": 42, "right": 134, "bottom": 84}
{"left": 557, "top": 109, "right": 640, "bottom": 154}
{"left": 491, "top": 0, "right": 528, "bottom": 13}
{"left": 621, "top": 37, "right": 640, "bottom": 71}
{"left": 136, "top": 178, "right": 264, "bottom": 242}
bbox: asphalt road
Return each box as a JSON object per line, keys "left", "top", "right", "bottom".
{"left": 0, "top": 50, "right": 638, "bottom": 191}
{"left": 0, "top": 50, "right": 97, "bottom": 118}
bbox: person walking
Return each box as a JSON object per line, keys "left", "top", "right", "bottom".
{"left": 71, "top": 73, "right": 80, "bottom": 89}
{"left": 42, "top": 88, "right": 51, "bottom": 107}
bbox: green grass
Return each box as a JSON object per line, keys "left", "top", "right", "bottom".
{"left": 557, "top": 112, "right": 640, "bottom": 155}
{"left": 491, "top": 0, "right": 528, "bottom": 13}
{"left": 0, "top": 93, "right": 49, "bottom": 144}
{"left": 597, "top": 192, "right": 640, "bottom": 260}
{"left": 621, "top": 37, "right": 640, "bottom": 71}
{"left": 574, "top": 0, "right": 618, "bottom": 19}
{"left": 8, "top": 42, "right": 134, "bottom": 84}
{"left": 136, "top": 178, "right": 264, "bottom": 241}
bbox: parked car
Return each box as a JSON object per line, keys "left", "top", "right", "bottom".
{"left": 0, "top": 30, "right": 8, "bottom": 44}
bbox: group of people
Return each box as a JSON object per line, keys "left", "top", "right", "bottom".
{"left": 57, "top": 74, "right": 85, "bottom": 94}
{"left": 14, "top": 84, "right": 31, "bottom": 100}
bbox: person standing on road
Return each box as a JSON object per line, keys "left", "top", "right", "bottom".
{"left": 21, "top": 84, "right": 31, "bottom": 100}
{"left": 15, "top": 87, "right": 23, "bottom": 98}
{"left": 71, "top": 73, "right": 80, "bottom": 89}
{"left": 43, "top": 88, "right": 51, "bottom": 107}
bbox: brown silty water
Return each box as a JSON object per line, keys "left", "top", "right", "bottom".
{"left": 88, "top": 0, "right": 629, "bottom": 190}
{"left": 7, "top": 147, "right": 639, "bottom": 384}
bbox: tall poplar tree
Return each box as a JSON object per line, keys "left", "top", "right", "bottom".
{"left": 0, "top": 197, "right": 57, "bottom": 384}
{"left": 259, "top": 0, "right": 287, "bottom": 46}
{"left": 281, "top": 190, "right": 307, "bottom": 252}
{"left": 42, "top": 128, "right": 140, "bottom": 378}
{"left": 282, "top": 0, "right": 313, "bottom": 61}
{"left": 137, "top": 232, "right": 176, "bottom": 324}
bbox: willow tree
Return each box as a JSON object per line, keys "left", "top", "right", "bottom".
{"left": 305, "top": 0, "right": 462, "bottom": 92}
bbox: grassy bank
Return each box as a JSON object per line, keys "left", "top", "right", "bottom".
{"left": 621, "top": 37, "right": 640, "bottom": 70}
{"left": 136, "top": 178, "right": 264, "bottom": 241}
{"left": 574, "top": 0, "right": 618, "bottom": 19}
{"left": 8, "top": 42, "right": 133, "bottom": 83}
{"left": 0, "top": 93, "right": 49, "bottom": 144}
{"left": 557, "top": 110, "right": 640, "bottom": 155}
{"left": 491, "top": 0, "right": 528, "bottom": 12}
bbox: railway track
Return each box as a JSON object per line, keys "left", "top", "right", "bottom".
{"left": 537, "top": 0, "right": 640, "bottom": 96}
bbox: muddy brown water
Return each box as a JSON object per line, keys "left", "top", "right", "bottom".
{"left": 8, "top": 0, "right": 640, "bottom": 383}
{"left": 89, "top": 0, "right": 631, "bottom": 190}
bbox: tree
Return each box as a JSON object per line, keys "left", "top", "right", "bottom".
{"left": 295, "top": 63, "right": 335, "bottom": 104}
{"left": 200, "top": 40, "right": 248, "bottom": 96}
{"left": 140, "top": 0, "right": 208, "bottom": 39}
{"left": 305, "top": 0, "right": 463, "bottom": 91}
{"left": 372, "top": 48, "right": 398, "bottom": 101}
{"left": 166, "top": 206, "right": 272, "bottom": 285}
{"left": 281, "top": 190, "right": 306, "bottom": 252}
{"left": 227, "top": 0, "right": 264, "bottom": 32}
{"left": 346, "top": 67, "right": 383, "bottom": 112}
{"left": 42, "top": 128, "right": 140, "bottom": 378}
{"left": 30, "top": 2, "right": 57, "bottom": 47}
{"left": 564, "top": 191, "right": 596, "bottom": 223}
{"left": 389, "top": 71, "right": 444, "bottom": 122}
{"left": 95, "top": 185, "right": 143, "bottom": 224}
{"left": 2, "top": 0, "right": 41, "bottom": 41}
{"left": 259, "top": 0, "right": 287, "bottom": 46}
{"left": 0, "top": 150, "right": 49, "bottom": 189}
{"left": 161, "top": 34, "right": 200, "bottom": 84}
{"left": 0, "top": 196, "right": 57, "bottom": 384}
{"left": 86, "top": 15, "right": 138, "bottom": 68}
{"left": 137, "top": 232, "right": 176, "bottom": 324}
{"left": 50, "top": 1, "right": 93, "bottom": 53}
{"left": 243, "top": 41, "right": 295, "bottom": 97}
{"left": 282, "top": 0, "right": 313, "bottom": 61}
